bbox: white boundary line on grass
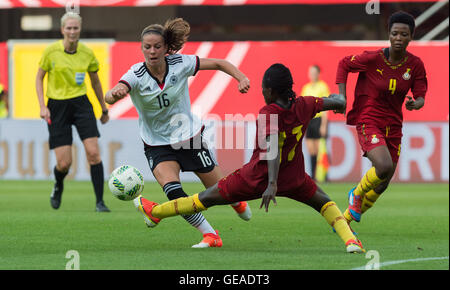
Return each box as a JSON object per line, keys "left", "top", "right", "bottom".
{"left": 351, "top": 256, "right": 449, "bottom": 270}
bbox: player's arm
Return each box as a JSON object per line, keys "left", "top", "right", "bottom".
{"left": 105, "top": 82, "right": 129, "bottom": 105}
{"left": 335, "top": 52, "right": 373, "bottom": 114}
{"left": 199, "top": 58, "right": 250, "bottom": 93}
{"left": 260, "top": 133, "right": 279, "bottom": 212}
{"left": 406, "top": 60, "right": 427, "bottom": 111}
{"left": 322, "top": 94, "right": 346, "bottom": 114}
{"left": 35, "top": 67, "right": 51, "bottom": 124}
{"left": 88, "top": 71, "right": 109, "bottom": 124}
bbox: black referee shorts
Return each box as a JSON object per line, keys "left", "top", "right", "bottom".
{"left": 306, "top": 117, "right": 322, "bottom": 139}
{"left": 144, "top": 129, "right": 217, "bottom": 174}
{"left": 47, "top": 95, "right": 100, "bottom": 149}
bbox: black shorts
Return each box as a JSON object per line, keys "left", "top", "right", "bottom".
{"left": 306, "top": 117, "right": 322, "bottom": 139}
{"left": 47, "top": 95, "right": 100, "bottom": 149}
{"left": 144, "top": 130, "right": 217, "bottom": 174}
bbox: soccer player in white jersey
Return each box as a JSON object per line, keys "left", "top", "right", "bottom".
{"left": 105, "top": 18, "right": 252, "bottom": 248}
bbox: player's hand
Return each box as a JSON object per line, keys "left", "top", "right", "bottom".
{"left": 111, "top": 86, "right": 128, "bottom": 100}
{"left": 40, "top": 106, "right": 51, "bottom": 125}
{"left": 238, "top": 77, "right": 250, "bottom": 94}
{"left": 331, "top": 94, "right": 346, "bottom": 115}
{"left": 100, "top": 111, "right": 109, "bottom": 124}
{"left": 405, "top": 96, "right": 415, "bottom": 110}
{"left": 406, "top": 96, "right": 425, "bottom": 111}
{"left": 260, "top": 183, "right": 277, "bottom": 212}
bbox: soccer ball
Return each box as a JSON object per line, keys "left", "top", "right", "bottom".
{"left": 108, "top": 165, "right": 144, "bottom": 201}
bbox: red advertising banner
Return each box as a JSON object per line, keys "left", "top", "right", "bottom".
{"left": 0, "top": 0, "right": 440, "bottom": 8}
{"left": 109, "top": 41, "right": 449, "bottom": 122}
{"left": 0, "top": 42, "right": 7, "bottom": 90}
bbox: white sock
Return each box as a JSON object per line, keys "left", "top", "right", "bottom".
{"left": 182, "top": 213, "right": 215, "bottom": 235}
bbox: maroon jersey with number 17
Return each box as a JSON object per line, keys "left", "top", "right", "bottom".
{"left": 238, "top": 96, "right": 324, "bottom": 193}
{"left": 336, "top": 48, "right": 427, "bottom": 128}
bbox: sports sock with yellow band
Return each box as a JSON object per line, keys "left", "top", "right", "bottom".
{"left": 321, "top": 201, "right": 356, "bottom": 244}
{"left": 353, "top": 167, "right": 384, "bottom": 197}
{"left": 361, "top": 190, "right": 381, "bottom": 214}
{"left": 151, "top": 193, "right": 207, "bottom": 219}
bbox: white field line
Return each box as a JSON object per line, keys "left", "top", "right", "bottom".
{"left": 351, "top": 256, "right": 449, "bottom": 270}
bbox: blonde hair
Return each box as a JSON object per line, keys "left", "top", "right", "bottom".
{"left": 141, "top": 18, "right": 190, "bottom": 54}
{"left": 61, "top": 12, "right": 82, "bottom": 28}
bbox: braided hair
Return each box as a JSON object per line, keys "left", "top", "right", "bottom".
{"left": 262, "top": 63, "right": 296, "bottom": 103}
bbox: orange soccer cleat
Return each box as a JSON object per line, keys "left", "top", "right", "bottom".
{"left": 346, "top": 238, "right": 365, "bottom": 253}
{"left": 191, "top": 230, "right": 223, "bottom": 248}
{"left": 133, "top": 195, "right": 161, "bottom": 228}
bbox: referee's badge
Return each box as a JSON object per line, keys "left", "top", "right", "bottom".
{"left": 75, "top": 72, "right": 85, "bottom": 85}
{"left": 169, "top": 74, "right": 178, "bottom": 85}
{"left": 402, "top": 68, "right": 411, "bottom": 80}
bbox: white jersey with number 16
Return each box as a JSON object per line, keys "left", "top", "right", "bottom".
{"left": 119, "top": 54, "right": 202, "bottom": 146}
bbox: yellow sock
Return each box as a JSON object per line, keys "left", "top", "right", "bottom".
{"left": 343, "top": 208, "right": 353, "bottom": 223}
{"left": 354, "top": 167, "right": 384, "bottom": 197}
{"left": 321, "top": 201, "right": 356, "bottom": 244}
{"left": 152, "top": 194, "right": 207, "bottom": 219}
{"left": 361, "top": 190, "right": 381, "bottom": 214}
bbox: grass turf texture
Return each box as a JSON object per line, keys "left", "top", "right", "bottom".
{"left": 0, "top": 180, "right": 448, "bottom": 270}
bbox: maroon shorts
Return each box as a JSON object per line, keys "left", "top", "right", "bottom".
{"left": 218, "top": 168, "right": 317, "bottom": 203}
{"left": 356, "top": 123, "right": 402, "bottom": 163}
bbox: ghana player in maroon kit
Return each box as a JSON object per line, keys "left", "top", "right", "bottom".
{"left": 132, "top": 63, "right": 365, "bottom": 253}
{"left": 335, "top": 11, "right": 427, "bottom": 223}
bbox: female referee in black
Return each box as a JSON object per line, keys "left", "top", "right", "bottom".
{"left": 36, "top": 12, "right": 110, "bottom": 212}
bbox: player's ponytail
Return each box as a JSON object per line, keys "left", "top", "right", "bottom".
{"left": 164, "top": 18, "right": 190, "bottom": 54}
{"left": 141, "top": 18, "right": 190, "bottom": 55}
{"left": 263, "top": 63, "right": 296, "bottom": 102}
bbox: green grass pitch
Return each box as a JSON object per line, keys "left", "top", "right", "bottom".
{"left": 0, "top": 180, "right": 448, "bottom": 270}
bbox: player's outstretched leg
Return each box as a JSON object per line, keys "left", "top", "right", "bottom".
{"left": 304, "top": 186, "right": 365, "bottom": 253}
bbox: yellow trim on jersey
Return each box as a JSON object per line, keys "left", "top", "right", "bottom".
{"left": 39, "top": 40, "right": 99, "bottom": 100}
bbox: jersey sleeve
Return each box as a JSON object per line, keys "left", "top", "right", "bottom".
{"left": 336, "top": 50, "right": 375, "bottom": 84}
{"left": 38, "top": 47, "right": 52, "bottom": 72}
{"left": 411, "top": 58, "right": 427, "bottom": 100}
{"left": 300, "top": 96, "right": 324, "bottom": 120}
{"left": 119, "top": 67, "right": 139, "bottom": 92}
{"left": 87, "top": 54, "right": 100, "bottom": 73}
{"left": 182, "top": 54, "right": 200, "bottom": 77}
